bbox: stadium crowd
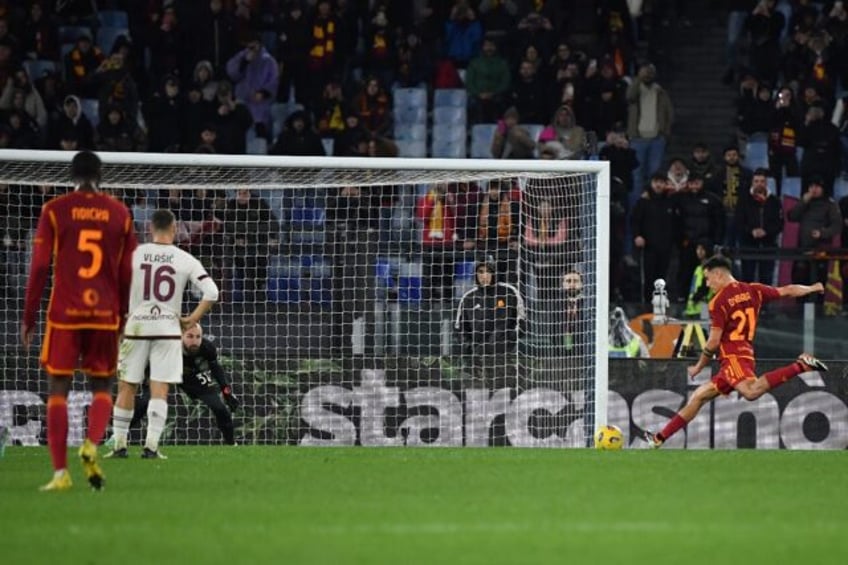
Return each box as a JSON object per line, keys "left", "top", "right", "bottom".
{"left": 0, "top": 0, "right": 847, "bottom": 310}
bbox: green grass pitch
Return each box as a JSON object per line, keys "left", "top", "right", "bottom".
{"left": 2, "top": 447, "right": 847, "bottom": 565}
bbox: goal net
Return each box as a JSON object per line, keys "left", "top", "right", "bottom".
{"left": 0, "top": 150, "right": 609, "bottom": 448}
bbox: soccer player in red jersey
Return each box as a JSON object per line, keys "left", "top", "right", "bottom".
{"left": 644, "top": 255, "right": 828, "bottom": 448}
{"left": 21, "top": 151, "right": 137, "bottom": 490}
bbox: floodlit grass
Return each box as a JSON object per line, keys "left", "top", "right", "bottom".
{"left": 2, "top": 447, "right": 847, "bottom": 565}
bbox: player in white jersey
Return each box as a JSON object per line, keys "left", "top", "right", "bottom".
{"left": 108, "top": 209, "right": 219, "bottom": 459}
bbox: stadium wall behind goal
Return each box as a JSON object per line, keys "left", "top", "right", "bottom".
{"left": 1, "top": 358, "right": 845, "bottom": 449}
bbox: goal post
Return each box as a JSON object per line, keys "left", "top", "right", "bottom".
{"left": 0, "top": 149, "right": 609, "bottom": 447}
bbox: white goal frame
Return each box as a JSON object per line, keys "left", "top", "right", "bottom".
{"left": 0, "top": 149, "right": 610, "bottom": 438}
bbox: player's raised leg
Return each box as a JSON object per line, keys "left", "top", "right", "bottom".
{"left": 644, "top": 381, "right": 721, "bottom": 448}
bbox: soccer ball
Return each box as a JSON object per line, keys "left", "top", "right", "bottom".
{"left": 594, "top": 425, "right": 624, "bottom": 450}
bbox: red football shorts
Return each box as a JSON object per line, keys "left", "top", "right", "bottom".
{"left": 40, "top": 325, "right": 119, "bottom": 377}
{"left": 711, "top": 355, "right": 757, "bottom": 395}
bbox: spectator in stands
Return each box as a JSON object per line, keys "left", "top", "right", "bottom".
{"left": 219, "top": 188, "right": 280, "bottom": 306}
{"left": 524, "top": 196, "right": 570, "bottom": 336}
{"left": 93, "top": 51, "right": 140, "bottom": 125}
{"left": 799, "top": 105, "right": 841, "bottom": 195}
{"left": 315, "top": 80, "right": 346, "bottom": 141}
{"left": 364, "top": 5, "right": 396, "bottom": 89}
{"left": 0, "top": 17, "right": 20, "bottom": 58}
{"left": 50, "top": 94, "right": 93, "bottom": 149}
{"left": 736, "top": 74, "right": 774, "bottom": 145}
{"left": 515, "top": 9, "right": 556, "bottom": 62}
{"left": 226, "top": 33, "right": 279, "bottom": 140}
{"left": 781, "top": 25, "right": 815, "bottom": 91}
{"left": 148, "top": 4, "right": 183, "bottom": 83}
{"left": 395, "top": 30, "right": 432, "bottom": 89}
{"left": 1, "top": 67, "right": 47, "bottom": 130}
{"left": 768, "top": 86, "right": 802, "bottom": 193}
{"left": 334, "top": 110, "right": 369, "bottom": 157}
{"left": 5, "top": 109, "right": 40, "bottom": 149}
{"left": 508, "top": 59, "right": 550, "bottom": 125}
{"left": 666, "top": 157, "right": 689, "bottom": 192}
{"left": 787, "top": 177, "right": 843, "bottom": 294}
{"left": 211, "top": 81, "right": 253, "bottom": 154}
{"left": 627, "top": 62, "right": 673, "bottom": 200}
{"left": 675, "top": 173, "right": 725, "bottom": 299}
{"left": 95, "top": 103, "right": 146, "bottom": 152}
{"left": 63, "top": 34, "right": 103, "bottom": 98}
{"left": 183, "top": 83, "right": 215, "bottom": 151}
{"left": 21, "top": 1, "right": 58, "bottom": 61}
{"left": 585, "top": 56, "right": 627, "bottom": 138}
{"left": 711, "top": 145, "right": 753, "bottom": 246}
{"left": 306, "top": 1, "right": 338, "bottom": 103}
{"left": 58, "top": 129, "right": 79, "bottom": 151}
{"left": 353, "top": 77, "right": 392, "bottom": 138}
{"left": 270, "top": 109, "right": 325, "bottom": 156}
{"left": 145, "top": 75, "right": 184, "bottom": 153}
{"left": 275, "top": 1, "right": 309, "bottom": 104}
{"left": 465, "top": 37, "right": 511, "bottom": 124}
{"left": 192, "top": 61, "right": 220, "bottom": 102}
{"left": 688, "top": 142, "right": 718, "bottom": 189}
{"left": 194, "top": 122, "right": 220, "bottom": 153}
{"left": 538, "top": 105, "right": 586, "bottom": 160}
{"left": 189, "top": 0, "right": 237, "bottom": 75}
{"left": 682, "top": 240, "right": 714, "bottom": 319}
{"left": 444, "top": 2, "right": 483, "bottom": 68}
{"left": 735, "top": 168, "right": 783, "bottom": 285}
{"left": 491, "top": 106, "right": 535, "bottom": 159}
{"left": 632, "top": 173, "right": 679, "bottom": 302}
{"left": 747, "top": 0, "right": 784, "bottom": 87}
{"left": 35, "top": 68, "right": 64, "bottom": 129}
{"left": 417, "top": 183, "right": 458, "bottom": 301}
{"left": 478, "top": 0, "right": 519, "bottom": 45}
{"left": 470, "top": 179, "right": 520, "bottom": 282}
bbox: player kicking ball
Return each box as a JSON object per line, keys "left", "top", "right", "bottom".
{"left": 108, "top": 209, "right": 219, "bottom": 459}
{"left": 643, "top": 255, "right": 828, "bottom": 448}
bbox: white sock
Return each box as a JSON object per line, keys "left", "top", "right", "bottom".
{"left": 112, "top": 406, "right": 134, "bottom": 449}
{"left": 145, "top": 399, "right": 168, "bottom": 452}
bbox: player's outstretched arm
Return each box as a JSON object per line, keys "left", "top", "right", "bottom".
{"left": 776, "top": 282, "right": 824, "bottom": 298}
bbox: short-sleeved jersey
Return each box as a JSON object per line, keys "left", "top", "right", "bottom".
{"left": 24, "top": 190, "right": 137, "bottom": 330}
{"left": 708, "top": 281, "right": 781, "bottom": 359}
{"left": 124, "top": 243, "right": 219, "bottom": 338}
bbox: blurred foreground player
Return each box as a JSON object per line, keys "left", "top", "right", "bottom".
{"left": 643, "top": 255, "right": 828, "bottom": 448}
{"left": 22, "top": 150, "right": 137, "bottom": 491}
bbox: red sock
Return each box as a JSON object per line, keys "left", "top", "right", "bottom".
{"left": 764, "top": 362, "right": 803, "bottom": 389}
{"left": 658, "top": 414, "right": 688, "bottom": 442}
{"left": 86, "top": 391, "right": 113, "bottom": 444}
{"left": 46, "top": 395, "right": 68, "bottom": 471}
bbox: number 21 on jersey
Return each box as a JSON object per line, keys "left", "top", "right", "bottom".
{"left": 729, "top": 307, "right": 757, "bottom": 341}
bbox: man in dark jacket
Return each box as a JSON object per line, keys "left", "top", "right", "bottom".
{"left": 632, "top": 173, "right": 680, "bottom": 301}
{"left": 734, "top": 168, "right": 784, "bottom": 284}
{"left": 799, "top": 105, "right": 841, "bottom": 195}
{"left": 455, "top": 260, "right": 525, "bottom": 379}
{"left": 674, "top": 173, "right": 725, "bottom": 299}
{"left": 787, "top": 177, "right": 843, "bottom": 291}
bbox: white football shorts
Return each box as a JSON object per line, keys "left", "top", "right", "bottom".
{"left": 118, "top": 337, "right": 183, "bottom": 384}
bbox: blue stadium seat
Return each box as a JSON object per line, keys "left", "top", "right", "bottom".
{"left": 246, "top": 137, "right": 268, "bottom": 155}
{"left": 394, "top": 123, "right": 427, "bottom": 142}
{"left": 433, "top": 89, "right": 467, "bottom": 108}
{"left": 393, "top": 87, "right": 427, "bottom": 110}
{"left": 470, "top": 124, "right": 497, "bottom": 159}
{"left": 781, "top": 176, "right": 801, "bottom": 199}
{"left": 321, "top": 138, "right": 334, "bottom": 156}
{"left": 433, "top": 106, "right": 466, "bottom": 125}
{"left": 431, "top": 139, "right": 467, "bottom": 159}
{"left": 97, "top": 10, "right": 129, "bottom": 28}
{"left": 97, "top": 27, "right": 130, "bottom": 54}
{"left": 59, "top": 26, "right": 92, "bottom": 43}
{"left": 23, "top": 60, "right": 56, "bottom": 81}
{"left": 744, "top": 140, "right": 769, "bottom": 170}
{"left": 80, "top": 98, "right": 99, "bottom": 127}
{"left": 834, "top": 177, "right": 848, "bottom": 200}
{"left": 267, "top": 255, "right": 332, "bottom": 305}
{"left": 398, "top": 260, "right": 422, "bottom": 305}
{"left": 396, "top": 140, "right": 427, "bottom": 158}
{"left": 375, "top": 257, "right": 400, "bottom": 301}
{"left": 395, "top": 106, "right": 427, "bottom": 125}
{"left": 432, "top": 124, "right": 466, "bottom": 143}
{"left": 454, "top": 260, "right": 476, "bottom": 299}
{"left": 300, "top": 255, "right": 332, "bottom": 306}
